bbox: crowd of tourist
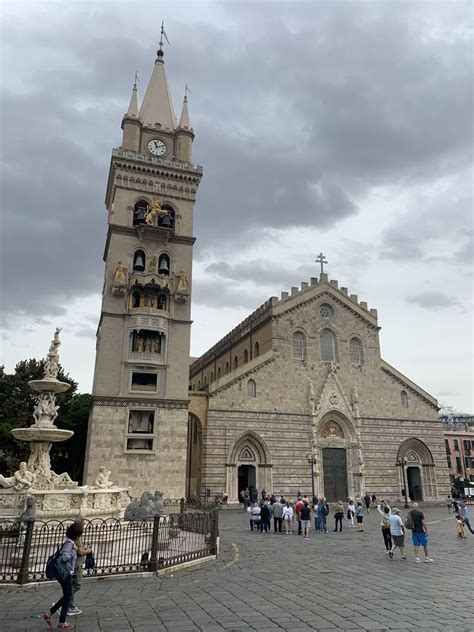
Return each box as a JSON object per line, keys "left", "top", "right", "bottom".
{"left": 241, "top": 488, "right": 444, "bottom": 564}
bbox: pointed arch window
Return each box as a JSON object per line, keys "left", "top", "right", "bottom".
{"left": 321, "top": 329, "right": 336, "bottom": 362}
{"left": 131, "top": 290, "right": 141, "bottom": 308}
{"left": 133, "top": 199, "right": 148, "bottom": 225}
{"left": 133, "top": 250, "right": 146, "bottom": 272}
{"left": 157, "top": 292, "right": 168, "bottom": 311}
{"left": 254, "top": 341, "right": 260, "bottom": 358}
{"left": 210, "top": 370, "right": 214, "bottom": 382}
{"left": 247, "top": 379, "right": 256, "bottom": 397}
{"left": 203, "top": 376, "right": 208, "bottom": 388}
{"left": 158, "top": 254, "right": 170, "bottom": 275}
{"left": 244, "top": 349, "right": 249, "bottom": 363}
{"left": 217, "top": 366, "right": 221, "bottom": 378}
{"left": 292, "top": 332, "right": 305, "bottom": 360}
{"left": 401, "top": 390, "right": 408, "bottom": 407}
{"left": 233, "top": 355, "right": 239, "bottom": 370}
{"left": 350, "top": 337, "right": 363, "bottom": 366}
{"left": 225, "top": 361, "right": 230, "bottom": 374}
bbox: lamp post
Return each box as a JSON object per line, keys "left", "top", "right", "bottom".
{"left": 307, "top": 454, "right": 316, "bottom": 501}
{"left": 396, "top": 456, "right": 409, "bottom": 508}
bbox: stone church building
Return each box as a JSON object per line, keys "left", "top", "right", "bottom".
{"left": 189, "top": 274, "right": 450, "bottom": 504}
{"left": 83, "top": 38, "right": 449, "bottom": 504}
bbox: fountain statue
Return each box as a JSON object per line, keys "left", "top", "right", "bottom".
{"left": 0, "top": 329, "right": 128, "bottom": 522}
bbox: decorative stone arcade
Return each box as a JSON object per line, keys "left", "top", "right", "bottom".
{"left": 226, "top": 431, "right": 272, "bottom": 502}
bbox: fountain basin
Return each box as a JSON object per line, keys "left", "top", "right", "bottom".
{"left": 11, "top": 428, "right": 73, "bottom": 443}
{"left": 28, "top": 379, "right": 71, "bottom": 394}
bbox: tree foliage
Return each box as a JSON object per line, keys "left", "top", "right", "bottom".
{"left": 0, "top": 360, "right": 90, "bottom": 482}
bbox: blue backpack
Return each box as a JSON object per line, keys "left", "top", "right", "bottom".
{"left": 45, "top": 545, "right": 65, "bottom": 580}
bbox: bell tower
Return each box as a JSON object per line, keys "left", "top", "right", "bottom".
{"left": 83, "top": 41, "right": 202, "bottom": 497}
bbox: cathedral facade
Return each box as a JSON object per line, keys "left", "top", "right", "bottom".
{"left": 189, "top": 274, "right": 450, "bottom": 504}
{"left": 83, "top": 44, "right": 202, "bottom": 497}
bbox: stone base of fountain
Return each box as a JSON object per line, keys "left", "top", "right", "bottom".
{"left": 0, "top": 486, "right": 130, "bottom": 522}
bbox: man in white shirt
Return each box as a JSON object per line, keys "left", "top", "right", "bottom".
{"left": 388, "top": 508, "right": 406, "bottom": 560}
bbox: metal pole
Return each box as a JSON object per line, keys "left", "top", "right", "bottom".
{"left": 149, "top": 515, "right": 160, "bottom": 572}
{"left": 18, "top": 519, "right": 34, "bottom": 585}
{"left": 311, "top": 459, "right": 315, "bottom": 501}
{"left": 401, "top": 461, "right": 409, "bottom": 509}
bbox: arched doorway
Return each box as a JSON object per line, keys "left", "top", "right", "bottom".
{"left": 407, "top": 466, "right": 423, "bottom": 501}
{"left": 314, "top": 413, "right": 362, "bottom": 501}
{"left": 397, "top": 438, "right": 437, "bottom": 501}
{"left": 322, "top": 447, "right": 348, "bottom": 501}
{"left": 237, "top": 464, "right": 256, "bottom": 503}
{"left": 226, "top": 431, "right": 272, "bottom": 502}
{"left": 186, "top": 414, "right": 202, "bottom": 499}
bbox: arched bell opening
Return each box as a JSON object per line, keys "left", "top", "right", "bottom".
{"left": 158, "top": 254, "right": 170, "bottom": 275}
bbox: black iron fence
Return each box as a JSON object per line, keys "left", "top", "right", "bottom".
{"left": 0, "top": 509, "right": 218, "bottom": 585}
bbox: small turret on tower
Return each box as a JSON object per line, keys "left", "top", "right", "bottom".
{"left": 121, "top": 75, "right": 141, "bottom": 152}
{"left": 176, "top": 91, "right": 194, "bottom": 163}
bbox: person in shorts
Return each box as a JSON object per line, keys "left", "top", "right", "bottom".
{"left": 388, "top": 508, "right": 406, "bottom": 559}
{"left": 408, "top": 502, "right": 433, "bottom": 563}
{"left": 300, "top": 500, "right": 311, "bottom": 538}
{"left": 355, "top": 501, "right": 364, "bottom": 531}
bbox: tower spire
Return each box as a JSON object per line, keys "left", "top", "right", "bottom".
{"left": 126, "top": 72, "right": 139, "bottom": 117}
{"left": 178, "top": 87, "right": 190, "bottom": 129}
{"left": 139, "top": 24, "right": 176, "bottom": 130}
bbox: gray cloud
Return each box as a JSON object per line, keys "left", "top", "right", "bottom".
{"left": 0, "top": 1, "right": 472, "bottom": 322}
{"left": 405, "top": 292, "right": 463, "bottom": 310}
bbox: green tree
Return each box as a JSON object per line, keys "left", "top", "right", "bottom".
{"left": 0, "top": 359, "right": 90, "bottom": 482}
{"left": 53, "top": 393, "right": 92, "bottom": 483}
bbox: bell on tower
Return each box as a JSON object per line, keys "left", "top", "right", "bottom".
{"left": 158, "top": 254, "right": 170, "bottom": 275}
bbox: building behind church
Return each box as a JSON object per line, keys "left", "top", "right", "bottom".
{"left": 189, "top": 273, "right": 450, "bottom": 504}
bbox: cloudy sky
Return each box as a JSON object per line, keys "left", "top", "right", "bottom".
{"left": 1, "top": 1, "right": 472, "bottom": 411}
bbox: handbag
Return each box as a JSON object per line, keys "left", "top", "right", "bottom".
{"left": 85, "top": 551, "right": 96, "bottom": 570}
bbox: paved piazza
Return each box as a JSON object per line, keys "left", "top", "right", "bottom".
{"left": 2, "top": 507, "right": 473, "bottom": 632}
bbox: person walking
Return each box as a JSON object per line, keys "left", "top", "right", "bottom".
{"left": 388, "top": 508, "right": 406, "bottom": 560}
{"left": 456, "top": 514, "right": 467, "bottom": 539}
{"left": 68, "top": 518, "right": 92, "bottom": 617}
{"left": 260, "top": 501, "right": 271, "bottom": 533}
{"left": 282, "top": 501, "right": 294, "bottom": 534}
{"left": 363, "top": 493, "right": 371, "bottom": 513}
{"left": 406, "top": 502, "right": 433, "bottom": 563}
{"left": 355, "top": 501, "right": 364, "bottom": 532}
{"left": 300, "top": 500, "right": 312, "bottom": 538}
{"left": 272, "top": 497, "right": 283, "bottom": 533}
{"left": 377, "top": 501, "right": 392, "bottom": 553}
{"left": 43, "top": 521, "right": 83, "bottom": 630}
{"left": 347, "top": 499, "right": 355, "bottom": 528}
{"left": 333, "top": 500, "right": 344, "bottom": 532}
{"left": 458, "top": 502, "right": 474, "bottom": 534}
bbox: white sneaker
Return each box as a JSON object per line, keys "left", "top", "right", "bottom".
{"left": 424, "top": 558, "right": 433, "bottom": 563}
{"left": 415, "top": 557, "right": 421, "bottom": 563}
{"left": 67, "top": 606, "right": 82, "bottom": 615}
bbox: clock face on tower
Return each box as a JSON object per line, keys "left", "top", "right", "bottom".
{"left": 147, "top": 139, "right": 167, "bottom": 156}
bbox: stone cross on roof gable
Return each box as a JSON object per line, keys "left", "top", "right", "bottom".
{"left": 315, "top": 252, "right": 328, "bottom": 275}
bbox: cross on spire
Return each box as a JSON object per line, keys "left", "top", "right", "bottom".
{"left": 315, "top": 252, "right": 328, "bottom": 275}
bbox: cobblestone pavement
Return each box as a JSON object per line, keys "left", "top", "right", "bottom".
{"left": 1, "top": 506, "right": 473, "bottom": 632}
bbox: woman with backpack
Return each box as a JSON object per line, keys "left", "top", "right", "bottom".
{"left": 43, "top": 521, "right": 84, "bottom": 630}
{"left": 376, "top": 501, "right": 392, "bottom": 553}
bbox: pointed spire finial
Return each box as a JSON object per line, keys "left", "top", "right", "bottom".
{"left": 157, "top": 21, "right": 170, "bottom": 58}
{"left": 134, "top": 70, "right": 139, "bottom": 90}
{"left": 126, "top": 72, "right": 139, "bottom": 117}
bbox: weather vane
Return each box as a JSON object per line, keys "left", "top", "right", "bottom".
{"left": 315, "top": 252, "right": 328, "bottom": 275}
{"left": 158, "top": 20, "right": 170, "bottom": 54}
